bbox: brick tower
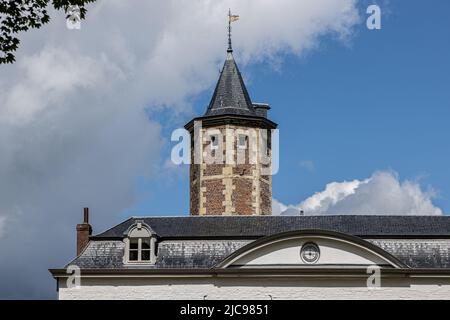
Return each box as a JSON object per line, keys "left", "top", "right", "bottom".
{"left": 185, "top": 28, "right": 277, "bottom": 216}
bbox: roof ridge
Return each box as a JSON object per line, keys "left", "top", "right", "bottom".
{"left": 92, "top": 215, "right": 450, "bottom": 240}
{"left": 126, "top": 215, "right": 449, "bottom": 218}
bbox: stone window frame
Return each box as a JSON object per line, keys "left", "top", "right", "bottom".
{"left": 210, "top": 134, "right": 220, "bottom": 150}
{"left": 237, "top": 133, "right": 248, "bottom": 150}
{"left": 123, "top": 221, "right": 157, "bottom": 265}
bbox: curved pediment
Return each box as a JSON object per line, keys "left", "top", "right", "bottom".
{"left": 216, "top": 230, "right": 405, "bottom": 269}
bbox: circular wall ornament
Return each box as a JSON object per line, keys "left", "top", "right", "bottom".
{"left": 300, "top": 242, "right": 320, "bottom": 264}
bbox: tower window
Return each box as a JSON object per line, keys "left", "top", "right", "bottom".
{"left": 210, "top": 134, "right": 219, "bottom": 150}
{"left": 238, "top": 134, "right": 247, "bottom": 149}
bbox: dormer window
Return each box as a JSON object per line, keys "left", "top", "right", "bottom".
{"left": 123, "top": 221, "right": 157, "bottom": 264}
{"left": 128, "top": 238, "right": 151, "bottom": 262}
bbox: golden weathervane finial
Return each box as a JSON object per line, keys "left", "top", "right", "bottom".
{"left": 227, "top": 9, "right": 240, "bottom": 52}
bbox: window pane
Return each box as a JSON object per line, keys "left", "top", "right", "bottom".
{"left": 142, "top": 239, "right": 151, "bottom": 249}
{"left": 211, "top": 135, "right": 218, "bottom": 146}
{"left": 129, "top": 250, "right": 138, "bottom": 261}
{"left": 130, "top": 239, "right": 138, "bottom": 250}
{"left": 238, "top": 134, "right": 247, "bottom": 148}
{"left": 142, "top": 250, "right": 150, "bottom": 261}
{"left": 239, "top": 135, "right": 245, "bottom": 145}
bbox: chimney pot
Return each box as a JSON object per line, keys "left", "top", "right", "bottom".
{"left": 253, "top": 103, "right": 271, "bottom": 118}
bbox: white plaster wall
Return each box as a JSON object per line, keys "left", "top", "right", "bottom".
{"left": 58, "top": 277, "right": 450, "bottom": 300}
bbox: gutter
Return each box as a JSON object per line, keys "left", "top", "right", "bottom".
{"left": 49, "top": 267, "right": 450, "bottom": 279}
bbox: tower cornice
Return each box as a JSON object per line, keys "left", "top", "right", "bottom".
{"left": 184, "top": 114, "right": 278, "bottom": 133}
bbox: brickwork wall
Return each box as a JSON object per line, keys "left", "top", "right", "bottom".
{"left": 203, "top": 179, "right": 226, "bottom": 215}
{"left": 259, "top": 178, "right": 272, "bottom": 215}
{"left": 232, "top": 178, "right": 254, "bottom": 215}
{"left": 189, "top": 125, "right": 272, "bottom": 216}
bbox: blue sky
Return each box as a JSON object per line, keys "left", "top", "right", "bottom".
{"left": 129, "top": 1, "right": 450, "bottom": 217}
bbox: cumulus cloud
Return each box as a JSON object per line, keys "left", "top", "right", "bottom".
{"left": 0, "top": 0, "right": 360, "bottom": 298}
{"left": 275, "top": 171, "right": 443, "bottom": 216}
{"left": 272, "top": 199, "right": 288, "bottom": 216}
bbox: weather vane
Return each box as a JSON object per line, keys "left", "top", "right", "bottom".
{"left": 228, "top": 9, "right": 240, "bottom": 52}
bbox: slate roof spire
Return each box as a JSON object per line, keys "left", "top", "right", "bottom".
{"left": 205, "top": 34, "right": 258, "bottom": 116}
{"left": 204, "top": 51, "right": 256, "bottom": 117}
{"left": 202, "top": 10, "right": 257, "bottom": 117}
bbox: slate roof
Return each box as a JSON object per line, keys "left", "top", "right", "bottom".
{"left": 64, "top": 215, "right": 450, "bottom": 270}
{"left": 68, "top": 238, "right": 450, "bottom": 269}
{"left": 155, "top": 240, "right": 250, "bottom": 269}
{"left": 67, "top": 240, "right": 252, "bottom": 269}
{"left": 93, "top": 215, "right": 450, "bottom": 239}
{"left": 368, "top": 239, "right": 450, "bottom": 269}
{"left": 204, "top": 52, "right": 257, "bottom": 117}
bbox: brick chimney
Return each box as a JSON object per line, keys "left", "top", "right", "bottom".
{"left": 76, "top": 207, "right": 92, "bottom": 256}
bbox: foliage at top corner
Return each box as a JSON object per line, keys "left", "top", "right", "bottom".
{"left": 0, "top": 0, "right": 96, "bottom": 64}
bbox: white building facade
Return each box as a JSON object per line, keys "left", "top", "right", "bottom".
{"left": 51, "top": 216, "right": 450, "bottom": 300}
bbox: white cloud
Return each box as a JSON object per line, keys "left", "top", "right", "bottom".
{"left": 272, "top": 199, "right": 288, "bottom": 215}
{"left": 300, "top": 178, "right": 362, "bottom": 213}
{"left": 0, "top": 0, "right": 360, "bottom": 298}
{"left": 276, "top": 171, "right": 443, "bottom": 216}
